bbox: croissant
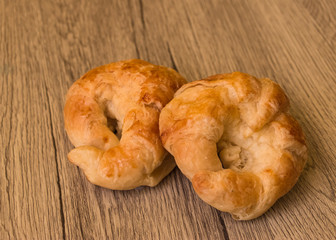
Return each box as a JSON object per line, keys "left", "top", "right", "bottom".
{"left": 159, "top": 72, "right": 307, "bottom": 220}
{"left": 64, "top": 59, "right": 186, "bottom": 190}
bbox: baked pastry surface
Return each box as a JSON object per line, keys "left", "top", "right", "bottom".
{"left": 159, "top": 72, "right": 307, "bottom": 220}
{"left": 64, "top": 59, "right": 186, "bottom": 190}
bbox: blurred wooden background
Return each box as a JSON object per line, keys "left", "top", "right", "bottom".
{"left": 1, "top": 0, "right": 335, "bottom": 239}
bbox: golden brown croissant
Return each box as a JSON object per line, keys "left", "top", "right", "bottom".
{"left": 64, "top": 59, "right": 186, "bottom": 190}
{"left": 159, "top": 72, "right": 307, "bottom": 220}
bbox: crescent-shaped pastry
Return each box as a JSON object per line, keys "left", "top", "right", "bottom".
{"left": 159, "top": 72, "right": 307, "bottom": 220}
{"left": 64, "top": 59, "right": 186, "bottom": 190}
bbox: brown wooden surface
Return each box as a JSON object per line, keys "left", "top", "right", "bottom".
{"left": 1, "top": 0, "right": 336, "bottom": 239}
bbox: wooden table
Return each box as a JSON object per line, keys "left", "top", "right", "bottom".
{"left": 1, "top": 0, "right": 335, "bottom": 239}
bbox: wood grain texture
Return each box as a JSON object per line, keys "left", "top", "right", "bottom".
{"left": 1, "top": 0, "right": 335, "bottom": 239}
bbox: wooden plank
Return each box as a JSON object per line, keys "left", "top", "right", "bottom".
{"left": 1, "top": 0, "right": 335, "bottom": 239}
{"left": 0, "top": 0, "right": 64, "bottom": 239}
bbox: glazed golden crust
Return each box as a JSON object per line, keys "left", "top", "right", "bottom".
{"left": 159, "top": 72, "right": 307, "bottom": 220}
{"left": 64, "top": 59, "right": 186, "bottom": 190}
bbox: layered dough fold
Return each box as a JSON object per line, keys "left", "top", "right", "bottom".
{"left": 159, "top": 72, "right": 307, "bottom": 220}
{"left": 64, "top": 59, "right": 186, "bottom": 190}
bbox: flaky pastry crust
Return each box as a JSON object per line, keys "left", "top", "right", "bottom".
{"left": 159, "top": 72, "right": 307, "bottom": 220}
{"left": 64, "top": 59, "right": 186, "bottom": 190}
